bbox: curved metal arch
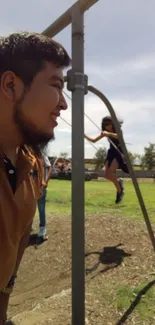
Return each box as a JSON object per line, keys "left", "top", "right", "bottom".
{"left": 88, "top": 85, "right": 155, "bottom": 251}
{"left": 64, "top": 75, "right": 155, "bottom": 251}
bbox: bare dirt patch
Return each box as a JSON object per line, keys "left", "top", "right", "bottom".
{"left": 9, "top": 214, "right": 155, "bottom": 325}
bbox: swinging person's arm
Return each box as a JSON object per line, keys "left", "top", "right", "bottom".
{"left": 84, "top": 133, "right": 104, "bottom": 143}
{"left": 102, "top": 131, "right": 119, "bottom": 139}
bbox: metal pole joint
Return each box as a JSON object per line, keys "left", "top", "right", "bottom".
{"left": 67, "top": 69, "right": 88, "bottom": 94}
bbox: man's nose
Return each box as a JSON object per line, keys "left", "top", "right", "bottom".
{"left": 60, "top": 94, "right": 68, "bottom": 111}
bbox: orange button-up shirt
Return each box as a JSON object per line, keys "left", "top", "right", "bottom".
{"left": 0, "top": 147, "right": 43, "bottom": 289}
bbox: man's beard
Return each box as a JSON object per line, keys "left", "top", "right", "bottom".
{"left": 13, "top": 93, "right": 55, "bottom": 157}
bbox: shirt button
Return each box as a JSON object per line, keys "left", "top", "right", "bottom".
{"left": 9, "top": 169, "right": 15, "bottom": 174}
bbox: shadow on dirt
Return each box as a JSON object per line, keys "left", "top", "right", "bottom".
{"left": 116, "top": 279, "right": 155, "bottom": 325}
{"left": 85, "top": 243, "right": 131, "bottom": 276}
{"left": 27, "top": 233, "right": 48, "bottom": 247}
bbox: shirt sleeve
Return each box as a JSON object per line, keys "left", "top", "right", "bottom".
{"left": 43, "top": 155, "right": 51, "bottom": 168}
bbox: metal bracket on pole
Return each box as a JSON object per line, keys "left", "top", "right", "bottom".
{"left": 66, "top": 69, "right": 88, "bottom": 94}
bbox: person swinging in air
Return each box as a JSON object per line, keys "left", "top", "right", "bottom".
{"left": 84, "top": 115, "right": 129, "bottom": 204}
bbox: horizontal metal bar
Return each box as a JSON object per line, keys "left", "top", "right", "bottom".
{"left": 42, "top": 0, "right": 99, "bottom": 37}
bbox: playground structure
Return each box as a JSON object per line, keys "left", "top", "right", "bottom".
{"left": 53, "top": 157, "right": 71, "bottom": 170}
{"left": 42, "top": 1, "right": 155, "bottom": 324}
{"left": 51, "top": 156, "right": 97, "bottom": 181}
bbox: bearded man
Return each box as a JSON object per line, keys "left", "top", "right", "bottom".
{"left": 0, "top": 31, "right": 70, "bottom": 324}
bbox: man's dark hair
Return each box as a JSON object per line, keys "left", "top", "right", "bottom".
{"left": 0, "top": 31, "right": 71, "bottom": 85}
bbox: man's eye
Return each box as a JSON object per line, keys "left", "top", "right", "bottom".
{"left": 52, "top": 84, "right": 61, "bottom": 90}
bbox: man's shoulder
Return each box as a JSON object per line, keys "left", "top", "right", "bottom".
{"left": 22, "top": 146, "right": 43, "bottom": 172}
{"left": 23, "top": 147, "right": 44, "bottom": 199}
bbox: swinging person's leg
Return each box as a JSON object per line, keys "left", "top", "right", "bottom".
{"left": 104, "top": 160, "right": 121, "bottom": 192}
{"left": 104, "top": 159, "right": 124, "bottom": 203}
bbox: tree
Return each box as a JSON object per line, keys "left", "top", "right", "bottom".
{"left": 48, "top": 156, "right": 57, "bottom": 166}
{"left": 94, "top": 147, "right": 107, "bottom": 169}
{"left": 59, "top": 152, "right": 69, "bottom": 159}
{"left": 127, "top": 152, "right": 143, "bottom": 166}
{"left": 142, "top": 143, "right": 155, "bottom": 170}
{"left": 128, "top": 151, "right": 137, "bottom": 165}
{"left": 135, "top": 154, "right": 145, "bottom": 168}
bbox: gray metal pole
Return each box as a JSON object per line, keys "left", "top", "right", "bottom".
{"left": 71, "top": 6, "right": 85, "bottom": 325}
{"left": 42, "top": 0, "right": 99, "bottom": 38}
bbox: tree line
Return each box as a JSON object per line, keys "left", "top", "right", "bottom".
{"left": 48, "top": 143, "right": 155, "bottom": 171}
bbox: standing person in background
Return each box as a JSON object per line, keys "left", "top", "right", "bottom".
{"left": 37, "top": 153, "right": 52, "bottom": 239}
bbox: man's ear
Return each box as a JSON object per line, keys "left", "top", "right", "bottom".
{"left": 0, "top": 71, "right": 24, "bottom": 101}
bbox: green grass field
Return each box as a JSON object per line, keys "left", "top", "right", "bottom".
{"left": 46, "top": 179, "right": 155, "bottom": 222}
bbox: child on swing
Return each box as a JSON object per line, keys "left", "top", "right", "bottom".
{"left": 84, "top": 116, "right": 128, "bottom": 204}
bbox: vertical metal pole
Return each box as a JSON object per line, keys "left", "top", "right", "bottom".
{"left": 71, "top": 5, "right": 85, "bottom": 325}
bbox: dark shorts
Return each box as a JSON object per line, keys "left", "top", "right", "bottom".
{"left": 105, "top": 149, "right": 129, "bottom": 174}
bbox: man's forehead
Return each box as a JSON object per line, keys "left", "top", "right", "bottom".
{"left": 46, "top": 62, "right": 63, "bottom": 75}
{"left": 40, "top": 62, "right": 65, "bottom": 87}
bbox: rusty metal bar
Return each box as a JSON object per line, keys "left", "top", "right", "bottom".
{"left": 42, "top": 0, "right": 99, "bottom": 38}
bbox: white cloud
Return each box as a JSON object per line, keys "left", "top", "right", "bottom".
{"left": 86, "top": 61, "right": 154, "bottom": 105}
{"left": 50, "top": 92, "right": 155, "bottom": 158}
{"left": 128, "top": 53, "right": 155, "bottom": 72}
{"left": 86, "top": 52, "right": 155, "bottom": 85}
{"left": 0, "top": 28, "right": 15, "bottom": 36}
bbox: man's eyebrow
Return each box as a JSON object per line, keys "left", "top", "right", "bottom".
{"left": 49, "top": 75, "right": 64, "bottom": 87}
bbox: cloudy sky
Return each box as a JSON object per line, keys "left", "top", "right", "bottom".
{"left": 1, "top": 0, "right": 155, "bottom": 157}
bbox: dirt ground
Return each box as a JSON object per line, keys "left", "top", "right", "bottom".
{"left": 9, "top": 214, "right": 155, "bottom": 325}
